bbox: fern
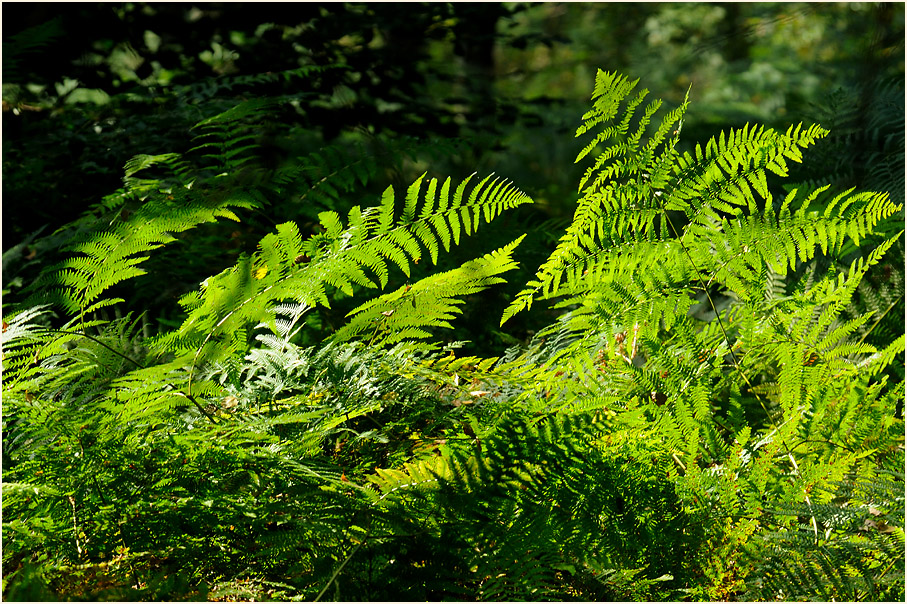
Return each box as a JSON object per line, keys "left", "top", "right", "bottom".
{"left": 331, "top": 236, "right": 524, "bottom": 346}
{"left": 179, "top": 64, "right": 340, "bottom": 104}
{"left": 4, "top": 67, "right": 903, "bottom": 601}
{"left": 745, "top": 472, "right": 906, "bottom": 602}
{"left": 492, "top": 68, "right": 903, "bottom": 599}
{"left": 157, "top": 172, "right": 531, "bottom": 377}
{"left": 367, "top": 412, "right": 698, "bottom": 600}
{"left": 23, "top": 162, "right": 259, "bottom": 321}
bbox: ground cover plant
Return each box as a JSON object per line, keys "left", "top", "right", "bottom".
{"left": 2, "top": 66, "right": 904, "bottom": 601}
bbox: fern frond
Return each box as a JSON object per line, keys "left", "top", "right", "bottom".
{"left": 25, "top": 184, "right": 258, "bottom": 320}
{"left": 179, "top": 64, "right": 339, "bottom": 104}
{"left": 503, "top": 72, "right": 846, "bottom": 327}
{"left": 332, "top": 237, "right": 524, "bottom": 347}
{"left": 157, "top": 173, "right": 531, "bottom": 375}
{"left": 503, "top": 69, "right": 689, "bottom": 324}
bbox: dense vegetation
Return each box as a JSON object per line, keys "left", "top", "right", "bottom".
{"left": 3, "top": 4, "right": 904, "bottom": 601}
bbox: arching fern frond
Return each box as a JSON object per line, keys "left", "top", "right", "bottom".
{"left": 502, "top": 68, "right": 839, "bottom": 325}
{"left": 179, "top": 64, "right": 339, "bottom": 104}
{"left": 155, "top": 173, "right": 532, "bottom": 377}
{"left": 24, "top": 184, "right": 258, "bottom": 321}
{"left": 189, "top": 98, "right": 279, "bottom": 175}
{"left": 502, "top": 70, "right": 689, "bottom": 324}
{"left": 331, "top": 236, "right": 524, "bottom": 347}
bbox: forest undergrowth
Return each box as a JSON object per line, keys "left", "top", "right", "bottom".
{"left": 2, "top": 68, "right": 904, "bottom": 601}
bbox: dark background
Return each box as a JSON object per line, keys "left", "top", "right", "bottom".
{"left": 4, "top": 3, "right": 902, "bottom": 232}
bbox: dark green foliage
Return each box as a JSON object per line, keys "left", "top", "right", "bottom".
{"left": 3, "top": 67, "right": 903, "bottom": 601}
{"left": 745, "top": 471, "right": 906, "bottom": 602}
{"left": 1, "top": 17, "right": 65, "bottom": 83}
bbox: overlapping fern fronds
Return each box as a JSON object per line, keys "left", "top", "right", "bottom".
{"left": 745, "top": 471, "right": 906, "bottom": 602}
{"left": 20, "top": 98, "right": 288, "bottom": 322}
{"left": 158, "top": 172, "right": 532, "bottom": 372}
{"left": 23, "top": 182, "right": 257, "bottom": 321}
{"left": 366, "top": 411, "right": 698, "bottom": 600}
{"left": 331, "top": 236, "right": 524, "bottom": 346}
{"left": 4, "top": 67, "right": 903, "bottom": 601}
{"left": 503, "top": 70, "right": 899, "bottom": 329}
{"left": 492, "top": 68, "right": 904, "bottom": 599}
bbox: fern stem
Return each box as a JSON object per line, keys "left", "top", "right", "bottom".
{"left": 181, "top": 392, "right": 218, "bottom": 424}
{"left": 852, "top": 297, "right": 899, "bottom": 352}
{"left": 787, "top": 451, "right": 820, "bottom": 544}
{"left": 68, "top": 495, "right": 82, "bottom": 557}
{"left": 660, "top": 212, "right": 761, "bottom": 405}
{"left": 48, "top": 328, "right": 145, "bottom": 369}
{"left": 661, "top": 205, "right": 821, "bottom": 536}
{"left": 314, "top": 537, "right": 366, "bottom": 601}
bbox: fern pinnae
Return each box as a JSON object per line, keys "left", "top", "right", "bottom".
{"left": 503, "top": 72, "right": 688, "bottom": 325}
{"left": 26, "top": 182, "right": 259, "bottom": 323}
{"left": 162, "top": 173, "right": 530, "bottom": 389}
{"left": 332, "top": 237, "right": 525, "bottom": 347}
{"left": 511, "top": 70, "right": 901, "bottom": 571}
